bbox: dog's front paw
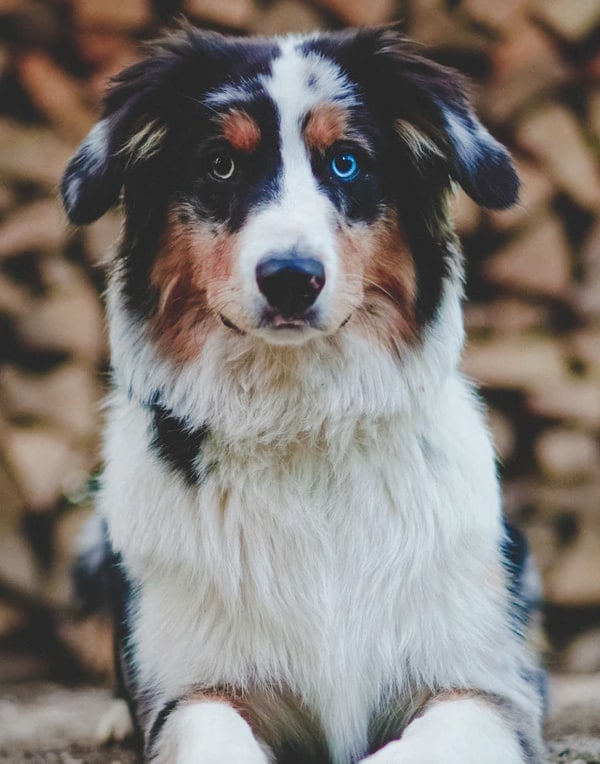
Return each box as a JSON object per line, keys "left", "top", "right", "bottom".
{"left": 160, "top": 701, "right": 271, "bottom": 764}
{"left": 360, "top": 739, "right": 439, "bottom": 764}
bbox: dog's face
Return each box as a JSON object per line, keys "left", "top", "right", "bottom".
{"left": 62, "top": 25, "right": 518, "bottom": 362}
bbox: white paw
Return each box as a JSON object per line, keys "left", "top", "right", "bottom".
{"left": 360, "top": 739, "right": 441, "bottom": 764}
{"left": 94, "top": 698, "right": 134, "bottom": 744}
{"left": 174, "top": 702, "right": 270, "bottom": 764}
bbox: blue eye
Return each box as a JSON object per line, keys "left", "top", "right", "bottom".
{"left": 330, "top": 151, "right": 359, "bottom": 181}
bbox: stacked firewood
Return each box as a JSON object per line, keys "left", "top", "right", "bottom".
{"left": 0, "top": 0, "right": 598, "bottom": 682}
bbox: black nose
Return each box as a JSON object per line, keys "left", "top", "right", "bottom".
{"left": 256, "top": 257, "right": 325, "bottom": 317}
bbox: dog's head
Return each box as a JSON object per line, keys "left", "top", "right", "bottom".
{"left": 62, "top": 24, "right": 518, "bottom": 362}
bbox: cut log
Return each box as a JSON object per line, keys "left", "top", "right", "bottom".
{"left": 0, "top": 364, "right": 101, "bottom": 441}
{"left": 313, "top": 0, "right": 395, "bottom": 25}
{"left": 250, "top": 0, "right": 326, "bottom": 34}
{"left": 452, "top": 190, "right": 481, "bottom": 236}
{"left": 482, "top": 216, "right": 572, "bottom": 298}
{"left": 183, "top": 0, "right": 256, "bottom": 29}
{"left": 528, "top": 382, "right": 600, "bottom": 428}
{"left": 0, "top": 121, "right": 73, "bottom": 189}
{"left": 460, "top": 0, "right": 527, "bottom": 32}
{"left": 84, "top": 212, "right": 122, "bottom": 266}
{"left": 0, "top": 531, "right": 39, "bottom": 597}
{"left": 72, "top": 0, "right": 152, "bottom": 31}
{"left": 487, "top": 158, "right": 555, "bottom": 232}
{"left": 570, "top": 328, "right": 600, "bottom": 374}
{"left": 0, "top": 461, "right": 25, "bottom": 531}
{"left": 545, "top": 531, "right": 600, "bottom": 606}
{"left": 463, "top": 335, "right": 567, "bottom": 390}
{"left": 17, "top": 53, "right": 95, "bottom": 142}
{"left": 0, "top": 200, "right": 69, "bottom": 261}
{"left": 531, "top": 0, "right": 600, "bottom": 42}
{"left": 574, "top": 221, "right": 600, "bottom": 318}
{"left": 516, "top": 105, "right": 600, "bottom": 212}
{"left": 481, "top": 22, "right": 568, "bottom": 122}
{"left": 4, "top": 426, "right": 84, "bottom": 511}
{"left": 535, "top": 428, "right": 600, "bottom": 482}
{"left": 590, "top": 89, "right": 600, "bottom": 142}
{"left": 0, "top": 272, "right": 29, "bottom": 319}
{"left": 464, "top": 298, "right": 549, "bottom": 334}
{"left": 563, "top": 628, "right": 600, "bottom": 673}
{"left": 15, "top": 262, "right": 105, "bottom": 362}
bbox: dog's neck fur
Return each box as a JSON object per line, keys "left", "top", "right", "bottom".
{"left": 107, "top": 269, "right": 465, "bottom": 444}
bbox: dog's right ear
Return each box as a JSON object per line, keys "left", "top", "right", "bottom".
{"left": 61, "top": 41, "right": 189, "bottom": 225}
{"left": 61, "top": 26, "right": 222, "bottom": 225}
{"left": 61, "top": 117, "right": 126, "bottom": 225}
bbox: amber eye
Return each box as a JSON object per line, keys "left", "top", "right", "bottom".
{"left": 209, "top": 153, "right": 236, "bottom": 181}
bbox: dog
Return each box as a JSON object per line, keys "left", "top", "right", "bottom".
{"left": 62, "top": 23, "right": 545, "bottom": 764}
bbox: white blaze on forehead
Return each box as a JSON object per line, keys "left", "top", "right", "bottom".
{"left": 234, "top": 40, "right": 356, "bottom": 288}
{"left": 265, "top": 39, "right": 355, "bottom": 171}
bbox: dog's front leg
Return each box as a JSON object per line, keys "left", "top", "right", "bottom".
{"left": 151, "top": 700, "right": 272, "bottom": 764}
{"left": 362, "top": 695, "right": 531, "bottom": 764}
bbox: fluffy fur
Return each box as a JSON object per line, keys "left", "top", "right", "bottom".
{"left": 64, "top": 23, "right": 544, "bottom": 764}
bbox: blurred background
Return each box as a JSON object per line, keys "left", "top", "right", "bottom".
{"left": 0, "top": 0, "right": 599, "bottom": 750}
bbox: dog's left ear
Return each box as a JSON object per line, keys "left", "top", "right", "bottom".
{"left": 430, "top": 83, "right": 520, "bottom": 211}
{"left": 351, "top": 26, "right": 519, "bottom": 210}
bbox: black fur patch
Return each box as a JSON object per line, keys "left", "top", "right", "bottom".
{"left": 110, "top": 549, "right": 143, "bottom": 750}
{"left": 147, "top": 698, "right": 181, "bottom": 757}
{"left": 73, "top": 518, "right": 143, "bottom": 750}
{"left": 177, "top": 93, "right": 282, "bottom": 233}
{"left": 150, "top": 403, "right": 209, "bottom": 485}
{"left": 502, "top": 519, "right": 534, "bottom": 628}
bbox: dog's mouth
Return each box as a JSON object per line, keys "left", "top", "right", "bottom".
{"left": 271, "top": 314, "right": 312, "bottom": 329}
{"left": 219, "top": 313, "right": 311, "bottom": 333}
{"left": 220, "top": 312, "right": 353, "bottom": 335}
{"left": 260, "top": 307, "right": 319, "bottom": 331}
{"left": 219, "top": 314, "right": 244, "bottom": 333}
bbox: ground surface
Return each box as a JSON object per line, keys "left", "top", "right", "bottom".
{"left": 0, "top": 676, "right": 599, "bottom": 763}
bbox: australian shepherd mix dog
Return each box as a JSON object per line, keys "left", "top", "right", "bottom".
{"left": 62, "top": 23, "right": 545, "bottom": 764}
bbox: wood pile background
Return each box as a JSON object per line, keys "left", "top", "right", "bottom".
{"left": 0, "top": 0, "right": 599, "bottom": 683}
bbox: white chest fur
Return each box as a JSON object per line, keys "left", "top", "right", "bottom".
{"left": 99, "top": 365, "right": 531, "bottom": 763}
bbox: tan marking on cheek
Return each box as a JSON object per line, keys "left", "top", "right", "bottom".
{"left": 303, "top": 103, "right": 348, "bottom": 152}
{"left": 337, "top": 219, "right": 418, "bottom": 351}
{"left": 219, "top": 109, "right": 261, "bottom": 153}
{"left": 150, "top": 213, "right": 238, "bottom": 363}
{"left": 364, "top": 221, "right": 418, "bottom": 348}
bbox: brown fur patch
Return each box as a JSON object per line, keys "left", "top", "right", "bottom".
{"left": 182, "top": 687, "right": 326, "bottom": 758}
{"left": 337, "top": 218, "right": 418, "bottom": 351}
{"left": 303, "top": 103, "right": 348, "bottom": 152}
{"left": 369, "top": 687, "right": 433, "bottom": 752}
{"left": 219, "top": 109, "right": 261, "bottom": 153}
{"left": 150, "top": 211, "right": 238, "bottom": 363}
